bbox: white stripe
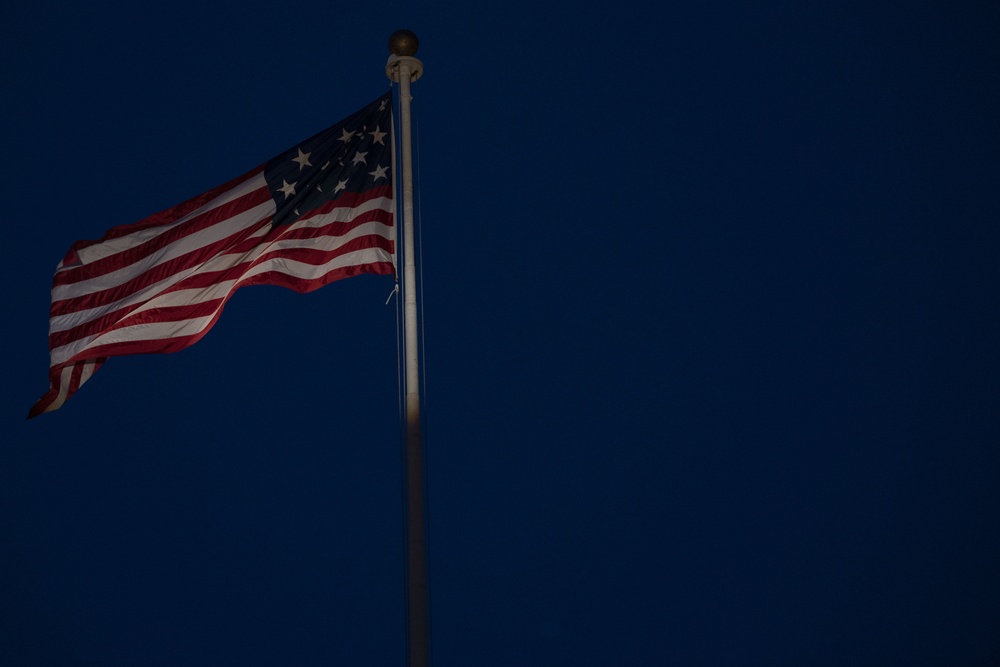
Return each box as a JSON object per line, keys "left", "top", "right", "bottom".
{"left": 86, "top": 314, "right": 218, "bottom": 353}
{"left": 52, "top": 332, "right": 103, "bottom": 367}
{"left": 63, "top": 172, "right": 270, "bottom": 269}
{"left": 79, "top": 359, "right": 97, "bottom": 385}
{"left": 241, "top": 247, "right": 394, "bottom": 284}
{"left": 292, "top": 195, "right": 393, "bottom": 229}
{"left": 48, "top": 225, "right": 270, "bottom": 336}
{"left": 52, "top": 198, "right": 275, "bottom": 302}
{"left": 264, "top": 219, "right": 393, "bottom": 254}
{"left": 45, "top": 365, "right": 75, "bottom": 413}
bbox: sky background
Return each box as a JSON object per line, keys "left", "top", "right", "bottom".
{"left": 3, "top": 2, "right": 999, "bottom": 665}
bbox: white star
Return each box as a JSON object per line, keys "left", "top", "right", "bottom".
{"left": 333, "top": 179, "right": 348, "bottom": 194}
{"left": 292, "top": 148, "right": 312, "bottom": 171}
{"left": 370, "top": 126, "right": 387, "bottom": 145}
{"left": 337, "top": 128, "right": 355, "bottom": 143}
{"left": 379, "top": 100, "right": 387, "bottom": 111}
{"left": 352, "top": 151, "right": 368, "bottom": 165}
{"left": 368, "top": 164, "right": 389, "bottom": 181}
{"left": 279, "top": 179, "right": 296, "bottom": 199}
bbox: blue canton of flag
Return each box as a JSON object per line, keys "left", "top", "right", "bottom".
{"left": 265, "top": 93, "right": 393, "bottom": 226}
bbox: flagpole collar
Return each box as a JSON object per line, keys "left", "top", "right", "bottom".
{"left": 386, "top": 54, "right": 423, "bottom": 83}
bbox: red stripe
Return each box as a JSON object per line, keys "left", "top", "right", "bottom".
{"left": 28, "top": 380, "right": 60, "bottom": 419}
{"left": 67, "top": 363, "right": 85, "bottom": 398}
{"left": 71, "top": 307, "right": 230, "bottom": 359}
{"left": 255, "top": 234, "right": 394, "bottom": 268}
{"left": 236, "top": 262, "right": 396, "bottom": 294}
{"left": 28, "top": 378, "right": 61, "bottom": 418}
{"left": 93, "top": 299, "right": 226, "bottom": 341}
{"left": 277, "top": 207, "right": 392, "bottom": 243}
{"left": 50, "top": 217, "right": 273, "bottom": 317}
{"left": 53, "top": 184, "right": 272, "bottom": 287}
{"left": 63, "top": 166, "right": 265, "bottom": 257}
{"left": 306, "top": 184, "right": 391, "bottom": 213}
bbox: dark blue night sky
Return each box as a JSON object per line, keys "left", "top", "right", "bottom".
{"left": 4, "top": 2, "right": 999, "bottom": 665}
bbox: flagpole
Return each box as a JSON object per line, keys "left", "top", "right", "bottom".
{"left": 386, "top": 30, "right": 428, "bottom": 667}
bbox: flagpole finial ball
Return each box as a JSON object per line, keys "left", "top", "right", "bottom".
{"left": 388, "top": 30, "right": 419, "bottom": 56}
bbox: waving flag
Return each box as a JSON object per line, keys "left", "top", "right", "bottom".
{"left": 30, "top": 93, "right": 395, "bottom": 418}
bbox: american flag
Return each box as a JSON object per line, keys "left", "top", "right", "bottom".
{"left": 29, "top": 93, "right": 395, "bottom": 418}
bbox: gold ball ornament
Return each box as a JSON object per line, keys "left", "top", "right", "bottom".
{"left": 388, "top": 30, "right": 419, "bottom": 57}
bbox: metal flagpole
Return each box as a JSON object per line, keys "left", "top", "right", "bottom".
{"left": 385, "top": 30, "right": 428, "bottom": 667}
